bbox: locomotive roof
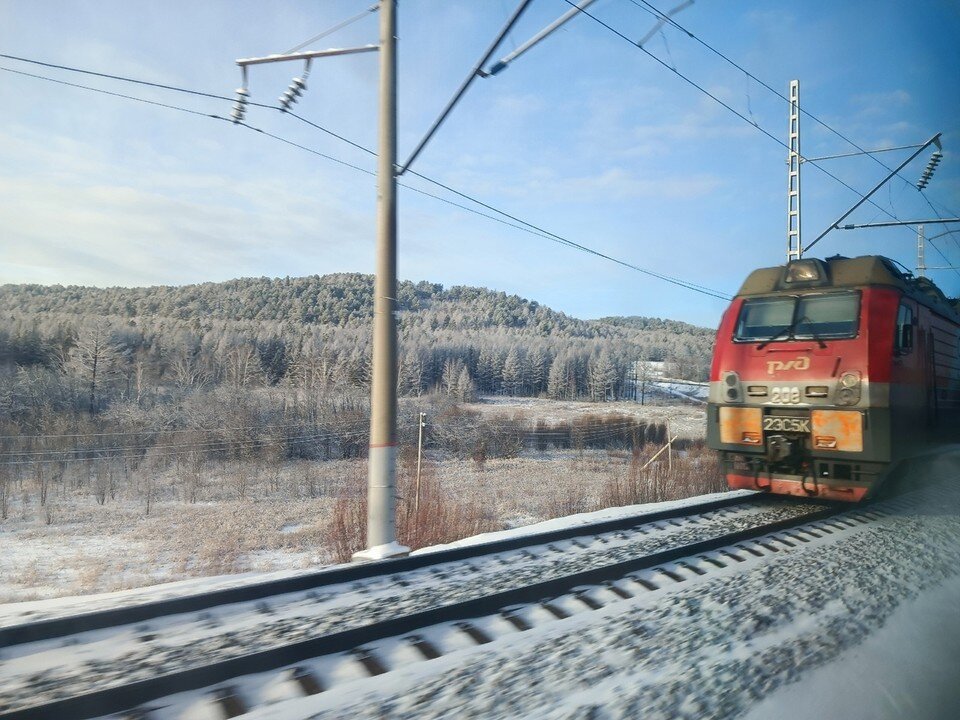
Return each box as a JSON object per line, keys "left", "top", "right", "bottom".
{"left": 736, "top": 254, "right": 960, "bottom": 322}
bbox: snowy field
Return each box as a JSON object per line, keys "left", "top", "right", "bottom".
{"left": 463, "top": 396, "right": 707, "bottom": 439}
{"left": 0, "top": 446, "right": 719, "bottom": 602}
{"left": 3, "top": 451, "right": 958, "bottom": 719}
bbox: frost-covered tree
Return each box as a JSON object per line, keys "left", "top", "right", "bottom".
{"left": 588, "top": 350, "right": 616, "bottom": 402}
{"left": 456, "top": 365, "right": 477, "bottom": 402}
{"left": 501, "top": 347, "right": 523, "bottom": 396}
{"left": 66, "top": 319, "right": 125, "bottom": 414}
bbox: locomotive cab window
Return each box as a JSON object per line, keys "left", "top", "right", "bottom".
{"left": 734, "top": 291, "right": 860, "bottom": 342}
{"left": 894, "top": 303, "right": 914, "bottom": 354}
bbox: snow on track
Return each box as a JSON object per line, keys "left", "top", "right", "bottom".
{"left": 2, "top": 495, "right": 816, "bottom": 716}
{"left": 238, "top": 483, "right": 960, "bottom": 719}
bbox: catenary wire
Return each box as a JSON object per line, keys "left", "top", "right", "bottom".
{"left": 0, "top": 63, "right": 733, "bottom": 301}
{"left": 624, "top": 0, "right": 960, "bottom": 220}
{"left": 283, "top": 3, "right": 380, "bottom": 55}
{"left": 564, "top": 1, "right": 917, "bottom": 236}
{"left": 582, "top": 1, "right": 960, "bottom": 272}
{"left": 6, "top": 49, "right": 939, "bottom": 289}
{"left": 10, "top": 43, "right": 957, "bottom": 225}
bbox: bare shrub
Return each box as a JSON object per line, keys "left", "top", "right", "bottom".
{"left": 397, "top": 462, "right": 496, "bottom": 551}
{"left": 33, "top": 461, "right": 48, "bottom": 506}
{"left": 300, "top": 463, "right": 322, "bottom": 499}
{"left": 0, "top": 464, "right": 9, "bottom": 520}
{"left": 94, "top": 461, "right": 109, "bottom": 505}
{"left": 602, "top": 443, "right": 727, "bottom": 509}
{"left": 323, "top": 483, "right": 367, "bottom": 563}
{"left": 472, "top": 438, "right": 487, "bottom": 471}
{"left": 544, "top": 485, "right": 591, "bottom": 519}
{"left": 233, "top": 460, "right": 251, "bottom": 500}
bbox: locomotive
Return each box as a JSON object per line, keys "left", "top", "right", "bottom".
{"left": 707, "top": 255, "right": 960, "bottom": 501}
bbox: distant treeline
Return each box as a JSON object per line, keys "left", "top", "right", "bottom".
{"left": 0, "top": 274, "right": 713, "bottom": 435}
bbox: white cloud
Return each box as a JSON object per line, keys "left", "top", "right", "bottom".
{"left": 0, "top": 127, "right": 374, "bottom": 287}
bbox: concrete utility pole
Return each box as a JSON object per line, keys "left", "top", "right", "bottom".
{"left": 234, "top": 1, "right": 406, "bottom": 561}
{"left": 354, "top": 0, "right": 408, "bottom": 561}
{"left": 415, "top": 412, "right": 426, "bottom": 514}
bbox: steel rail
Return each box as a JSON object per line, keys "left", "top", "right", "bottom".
{"left": 0, "top": 493, "right": 758, "bottom": 647}
{"left": 0, "top": 504, "right": 847, "bottom": 720}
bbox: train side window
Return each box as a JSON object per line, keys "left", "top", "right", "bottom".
{"left": 895, "top": 304, "right": 914, "bottom": 354}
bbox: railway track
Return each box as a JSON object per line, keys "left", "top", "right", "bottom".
{"left": 0, "top": 493, "right": 875, "bottom": 720}
{"left": 0, "top": 493, "right": 756, "bottom": 645}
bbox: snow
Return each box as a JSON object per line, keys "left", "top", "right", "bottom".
{"left": 352, "top": 541, "right": 412, "bottom": 562}
{"left": 413, "top": 489, "right": 754, "bottom": 554}
{"left": 741, "top": 575, "right": 960, "bottom": 720}
{"left": 4, "top": 450, "right": 960, "bottom": 720}
{"left": 650, "top": 380, "right": 709, "bottom": 404}
{"left": 237, "top": 455, "right": 960, "bottom": 720}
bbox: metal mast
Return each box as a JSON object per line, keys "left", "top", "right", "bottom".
{"left": 786, "top": 79, "right": 801, "bottom": 262}
{"left": 917, "top": 224, "right": 926, "bottom": 278}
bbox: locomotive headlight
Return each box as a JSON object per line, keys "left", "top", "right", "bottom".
{"left": 835, "top": 371, "right": 861, "bottom": 406}
{"left": 785, "top": 260, "right": 822, "bottom": 283}
{"left": 839, "top": 371, "right": 861, "bottom": 389}
{"left": 723, "top": 371, "right": 743, "bottom": 403}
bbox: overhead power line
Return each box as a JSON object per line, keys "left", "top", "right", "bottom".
{"left": 623, "top": 0, "right": 960, "bottom": 221}
{"left": 0, "top": 59, "right": 733, "bottom": 301}
{"left": 283, "top": 3, "right": 379, "bottom": 55}
{"left": 564, "top": 2, "right": 918, "bottom": 232}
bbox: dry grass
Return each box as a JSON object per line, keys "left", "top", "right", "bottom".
{"left": 1, "top": 406, "right": 724, "bottom": 602}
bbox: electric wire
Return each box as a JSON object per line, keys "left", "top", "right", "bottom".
{"left": 0, "top": 418, "right": 371, "bottom": 441}
{"left": 0, "top": 62, "right": 733, "bottom": 301}
{"left": 1, "top": 405, "right": 696, "bottom": 449}
{"left": 283, "top": 3, "right": 380, "bottom": 55}
{"left": 565, "top": 2, "right": 913, "bottom": 232}
{"left": 0, "top": 416, "right": 686, "bottom": 465}
{"left": 3, "top": 49, "right": 948, "bottom": 289}
{"left": 0, "top": 420, "right": 423, "bottom": 464}
{"left": 0, "top": 423, "right": 379, "bottom": 458}
{"left": 624, "top": 0, "right": 960, "bottom": 220}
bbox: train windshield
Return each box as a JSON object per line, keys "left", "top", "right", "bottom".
{"left": 734, "top": 292, "right": 860, "bottom": 342}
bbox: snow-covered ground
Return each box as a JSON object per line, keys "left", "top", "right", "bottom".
{"left": 742, "top": 575, "right": 960, "bottom": 720}
{"left": 4, "top": 451, "right": 958, "bottom": 720}
{"left": 241, "top": 449, "right": 959, "bottom": 720}
{"left": 464, "top": 396, "right": 707, "bottom": 438}
{"left": 650, "top": 379, "right": 709, "bottom": 404}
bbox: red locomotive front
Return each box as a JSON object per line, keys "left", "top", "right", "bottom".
{"left": 707, "top": 255, "right": 960, "bottom": 501}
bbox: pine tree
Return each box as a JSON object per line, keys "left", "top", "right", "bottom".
{"left": 547, "top": 354, "right": 569, "bottom": 400}
{"left": 456, "top": 365, "right": 477, "bottom": 402}
{"left": 588, "top": 350, "right": 616, "bottom": 402}
{"left": 501, "top": 347, "right": 522, "bottom": 396}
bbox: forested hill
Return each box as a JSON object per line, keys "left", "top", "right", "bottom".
{"left": 0, "top": 275, "right": 715, "bottom": 420}
{"left": 1, "top": 274, "right": 714, "bottom": 342}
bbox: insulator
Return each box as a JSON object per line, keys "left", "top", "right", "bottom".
{"left": 277, "top": 76, "right": 308, "bottom": 111}
{"left": 231, "top": 87, "right": 250, "bottom": 124}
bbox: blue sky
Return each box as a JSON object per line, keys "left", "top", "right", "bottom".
{"left": 1, "top": 0, "right": 958, "bottom": 327}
